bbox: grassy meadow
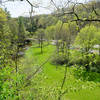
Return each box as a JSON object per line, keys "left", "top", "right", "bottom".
{"left": 19, "top": 43, "right": 100, "bottom": 100}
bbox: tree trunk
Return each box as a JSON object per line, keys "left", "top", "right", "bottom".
{"left": 40, "top": 36, "right": 43, "bottom": 54}
{"left": 15, "top": 45, "right": 19, "bottom": 96}
{"left": 56, "top": 40, "right": 59, "bottom": 54}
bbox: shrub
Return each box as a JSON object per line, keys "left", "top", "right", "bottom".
{"left": 73, "top": 66, "right": 100, "bottom": 82}
{"left": 69, "top": 52, "right": 100, "bottom": 72}
{"left": 92, "top": 56, "right": 100, "bottom": 73}
{"left": 51, "top": 54, "right": 68, "bottom": 65}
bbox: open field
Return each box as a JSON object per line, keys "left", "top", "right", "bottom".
{"left": 20, "top": 44, "right": 100, "bottom": 100}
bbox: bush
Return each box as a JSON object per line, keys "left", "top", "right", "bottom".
{"left": 69, "top": 56, "right": 83, "bottom": 65}
{"left": 74, "top": 66, "right": 100, "bottom": 82}
{"left": 69, "top": 52, "right": 100, "bottom": 72}
{"left": 51, "top": 54, "right": 68, "bottom": 65}
{"left": 92, "top": 56, "right": 100, "bottom": 73}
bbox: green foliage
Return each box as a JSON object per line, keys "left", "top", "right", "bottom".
{"left": 93, "top": 55, "right": 100, "bottom": 72}
{"left": 75, "top": 25, "right": 97, "bottom": 52}
{"left": 20, "top": 44, "right": 100, "bottom": 100}
{"left": 18, "top": 17, "right": 27, "bottom": 44}
{"left": 0, "top": 8, "right": 12, "bottom": 69}
{"left": 72, "top": 66, "right": 100, "bottom": 82}
{"left": 69, "top": 49, "right": 100, "bottom": 72}
{"left": 0, "top": 8, "right": 7, "bottom": 22}
{"left": 96, "top": 29, "right": 100, "bottom": 44}
{"left": 45, "top": 25, "right": 56, "bottom": 40}
{"left": 37, "top": 15, "right": 58, "bottom": 28}
{"left": 0, "top": 66, "right": 25, "bottom": 100}
{"left": 1, "top": 0, "right": 100, "bottom": 99}
{"left": 0, "top": 8, "right": 26, "bottom": 100}
{"left": 51, "top": 54, "right": 68, "bottom": 65}
{"left": 36, "top": 28, "right": 45, "bottom": 37}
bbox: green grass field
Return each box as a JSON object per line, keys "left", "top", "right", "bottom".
{"left": 20, "top": 44, "right": 100, "bottom": 100}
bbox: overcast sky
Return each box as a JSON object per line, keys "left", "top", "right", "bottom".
{"left": 1, "top": 0, "right": 90, "bottom": 17}
{"left": 1, "top": 0, "right": 52, "bottom": 17}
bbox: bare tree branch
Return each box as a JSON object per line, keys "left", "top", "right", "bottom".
{"left": 51, "top": 0, "right": 60, "bottom": 10}
{"left": 71, "top": 19, "right": 100, "bottom": 22}
{"left": 51, "top": 0, "right": 100, "bottom": 22}
{"left": 92, "top": 5, "right": 100, "bottom": 16}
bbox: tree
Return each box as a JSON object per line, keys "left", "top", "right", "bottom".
{"left": 36, "top": 28, "right": 45, "bottom": 53}
{"left": 60, "top": 22, "right": 78, "bottom": 54}
{"left": 0, "top": 8, "right": 11, "bottom": 68}
{"left": 0, "top": 8, "right": 16, "bottom": 99}
{"left": 18, "top": 17, "right": 26, "bottom": 46}
{"left": 37, "top": 15, "right": 58, "bottom": 28}
{"left": 75, "top": 25, "right": 97, "bottom": 53}
{"left": 50, "top": 0, "right": 100, "bottom": 22}
{"left": 0, "top": 8, "right": 26, "bottom": 99}
{"left": 96, "top": 29, "right": 100, "bottom": 56}
{"left": 75, "top": 25, "right": 98, "bottom": 71}
{"left": 4, "top": 8, "right": 11, "bottom": 19}
{"left": 45, "top": 25, "right": 56, "bottom": 41}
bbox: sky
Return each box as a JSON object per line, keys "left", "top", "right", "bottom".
{"left": 1, "top": 0, "right": 52, "bottom": 17}
{"left": 1, "top": 0, "right": 89, "bottom": 17}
